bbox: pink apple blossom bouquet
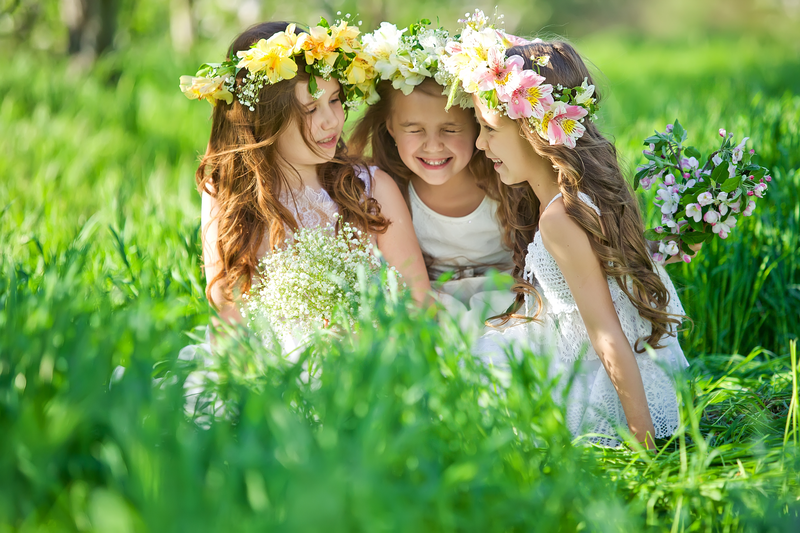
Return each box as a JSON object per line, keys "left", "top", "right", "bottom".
{"left": 635, "top": 120, "right": 772, "bottom": 263}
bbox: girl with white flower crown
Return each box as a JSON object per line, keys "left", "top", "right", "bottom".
{"left": 451, "top": 32, "right": 689, "bottom": 447}
{"left": 181, "top": 20, "right": 430, "bottom": 331}
{"left": 350, "top": 19, "right": 530, "bottom": 333}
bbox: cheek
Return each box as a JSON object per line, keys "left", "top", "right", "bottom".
{"left": 448, "top": 133, "right": 478, "bottom": 158}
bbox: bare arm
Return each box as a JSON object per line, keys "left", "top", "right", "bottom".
{"left": 540, "top": 201, "right": 656, "bottom": 448}
{"left": 369, "top": 169, "right": 432, "bottom": 305}
{"left": 201, "top": 189, "right": 244, "bottom": 325}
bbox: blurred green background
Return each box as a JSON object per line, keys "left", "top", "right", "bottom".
{"left": 2, "top": 1, "right": 800, "bottom": 531}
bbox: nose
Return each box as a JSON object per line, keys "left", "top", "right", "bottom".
{"left": 318, "top": 101, "right": 340, "bottom": 132}
{"left": 475, "top": 127, "right": 488, "bottom": 152}
{"left": 422, "top": 131, "right": 444, "bottom": 152}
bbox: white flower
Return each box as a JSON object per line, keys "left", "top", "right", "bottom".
{"left": 728, "top": 162, "right": 737, "bottom": 178}
{"left": 659, "top": 240, "right": 679, "bottom": 256}
{"left": 685, "top": 203, "right": 703, "bottom": 222}
{"left": 656, "top": 186, "right": 680, "bottom": 215}
{"left": 712, "top": 216, "right": 736, "bottom": 239}
{"left": 703, "top": 210, "right": 720, "bottom": 225}
{"left": 575, "top": 77, "right": 595, "bottom": 104}
{"left": 697, "top": 192, "right": 714, "bottom": 206}
{"left": 732, "top": 137, "right": 749, "bottom": 163}
{"left": 712, "top": 154, "right": 723, "bottom": 167}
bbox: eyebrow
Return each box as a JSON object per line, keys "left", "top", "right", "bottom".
{"left": 398, "top": 121, "right": 465, "bottom": 127}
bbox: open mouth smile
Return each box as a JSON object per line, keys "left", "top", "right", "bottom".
{"left": 317, "top": 135, "right": 338, "bottom": 149}
{"left": 417, "top": 157, "right": 452, "bottom": 169}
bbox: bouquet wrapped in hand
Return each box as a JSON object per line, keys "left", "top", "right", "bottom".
{"left": 243, "top": 219, "right": 399, "bottom": 338}
{"left": 635, "top": 120, "right": 772, "bottom": 263}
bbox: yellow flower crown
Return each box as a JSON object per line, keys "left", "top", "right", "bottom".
{"left": 180, "top": 18, "right": 379, "bottom": 111}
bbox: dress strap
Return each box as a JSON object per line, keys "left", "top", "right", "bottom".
{"left": 544, "top": 193, "right": 563, "bottom": 211}
{"left": 577, "top": 191, "right": 602, "bottom": 217}
{"left": 543, "top": 191, "right": 602, "bottom": 217}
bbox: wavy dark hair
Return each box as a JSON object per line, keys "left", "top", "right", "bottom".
{"left": 496, "top": 40, "right": 681, "bottom": 351}
{"left": 197, "top": 21, "right": 388, "bottom": 306}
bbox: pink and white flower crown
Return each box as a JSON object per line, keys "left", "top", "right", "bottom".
{"left": 441, "top": 10, "right": 599, "bottom": 149}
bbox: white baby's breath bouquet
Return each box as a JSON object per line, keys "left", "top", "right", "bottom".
{"left": 243, "top": 219, "right": 398, "bottom": 338}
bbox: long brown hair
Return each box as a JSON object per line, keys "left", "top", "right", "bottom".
{"left": 497, "top": 40, "right": 680, "bottom": 351}
{"left": 197, "top": 21, "right": 388, "bottom": 305}
{"left": 349, "top": 78, "right": 517, "bottom": 272}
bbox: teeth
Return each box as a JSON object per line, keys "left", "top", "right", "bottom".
{"left": 421, "top": 158, "right": 448, "bottom": 166}
{"left": 318, "top": 136, "right": 335, "bottom": 144}
{"left": 491, "top": 159, "right": 502, "bottom": 164}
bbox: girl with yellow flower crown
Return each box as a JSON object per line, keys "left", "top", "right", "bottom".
{"left": 180, "top": 20, "right": 429, "bottom": 332}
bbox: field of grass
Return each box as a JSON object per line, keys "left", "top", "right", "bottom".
{"left": 2, "top": 29, "right": 800, "bottom": 531}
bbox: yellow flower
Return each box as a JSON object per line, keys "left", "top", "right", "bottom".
{"left": 180, "top": 75, "right": 233, "bottom": 105}
{"left": 236, "top": 25, "right": 301, "bottom": 82}
{"left": 330, "top": 21, "right": 360, "bottom": 53}
{"left": 345, "top": 52, "right": 375, "bottom": 85}
{"left": 299, "top": 25, "right": 339, "bottom": 67}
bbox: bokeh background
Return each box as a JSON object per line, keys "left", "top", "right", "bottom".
{"left": 2, "top": 1, "right": 800, "bottom": 531}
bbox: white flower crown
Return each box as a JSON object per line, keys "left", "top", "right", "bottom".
{"left": 361, "top": 19, "right": 471, "bottom": 108}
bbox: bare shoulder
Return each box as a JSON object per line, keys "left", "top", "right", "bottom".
{"left": 538, "top": 198, "right": 592, "bottom": 260}
{"left": 369, "top": 168, "right": 404, "bottom": 204}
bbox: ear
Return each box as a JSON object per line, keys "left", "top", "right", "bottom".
{"left": 386, "top": 115, "right": 396, "bottom": 139}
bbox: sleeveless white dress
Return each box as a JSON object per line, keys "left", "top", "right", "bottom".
{"left": 474, "top": 192, "right": 689, "bottom": 446}
{"left": 408, "top": 182, "right": 517, "bottom": 336}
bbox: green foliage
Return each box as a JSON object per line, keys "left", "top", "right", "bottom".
{"left": 1, "top": 29, "right": 800, "bottom": 532}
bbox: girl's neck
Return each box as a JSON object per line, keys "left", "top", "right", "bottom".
{"left": 526, "top": 170, "right": 562, "bottom": 216}
{"left": 282, "top": 162, "right": 323, "bottom": 191}
{"left": 410, "top": 167, "right": 485, "bottom": 218}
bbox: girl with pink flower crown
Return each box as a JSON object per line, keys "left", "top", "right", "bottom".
{"left": 445, "top": 21, "right": 689, "bottom": 447}
{"left": 350, "top": 20, "right": 531, "bottom": 334}
{"left": 180, "top": 20, "right": 430, "bottom": 333}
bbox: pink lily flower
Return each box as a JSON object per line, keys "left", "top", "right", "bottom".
{"left": 545, "top": 101, "right": 588, "bottom": 149}
{"left": 474, "top": 48, "right": 524, "bottom": 92}
{"left": 502, "top": 69, "right": 554, "bottom": 120}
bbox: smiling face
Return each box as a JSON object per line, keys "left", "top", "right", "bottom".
{"left": 386, "top": 82, "right": 479, "bottom": 187}
{"left": 275, "top": 76, "right": 345, "bottom": 171}
{"left": 472, "top": 94, "right": 554, "bottom": 187}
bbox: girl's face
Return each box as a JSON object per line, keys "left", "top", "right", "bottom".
{"left": 276, "top": 76, "right": 345, "bottom": 169}
{"left": 472, "top": 95, "right": 553, "bottom": 187}
{"left": 386, "top": 85, "right": 478, "bottom": 186}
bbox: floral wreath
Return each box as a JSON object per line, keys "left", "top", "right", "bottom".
{"left": 360, "top": 19, "right": 472, "bottom": 107}
{"left": 441, "top": 10, "right": 599, "bottom": 149}
{"left": 180, "top": 16, "right": 379, "bottom": 111}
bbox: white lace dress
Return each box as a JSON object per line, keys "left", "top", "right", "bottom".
{"left": 408, "top": 182, "right": 517, "bottom": 336}
{"left": 474, "top": 192, "right": 689, "bottom": 446}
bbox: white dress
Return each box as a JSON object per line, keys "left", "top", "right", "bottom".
{"left": 474, "top": 192, "right": 689, "bottom": 446}
{"left": 408, "top": 182, "right": 517, "bottom": 335}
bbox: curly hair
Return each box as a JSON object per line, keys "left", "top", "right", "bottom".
{"left": 197, "top": 21, "right": 388, "bottom": 306}
{"left": 495, "top": 40, "right": 681, "bottom": 351}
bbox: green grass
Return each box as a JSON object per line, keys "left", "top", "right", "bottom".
{"left": 1, "top": 31, "right": 800, "bottom": 531}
